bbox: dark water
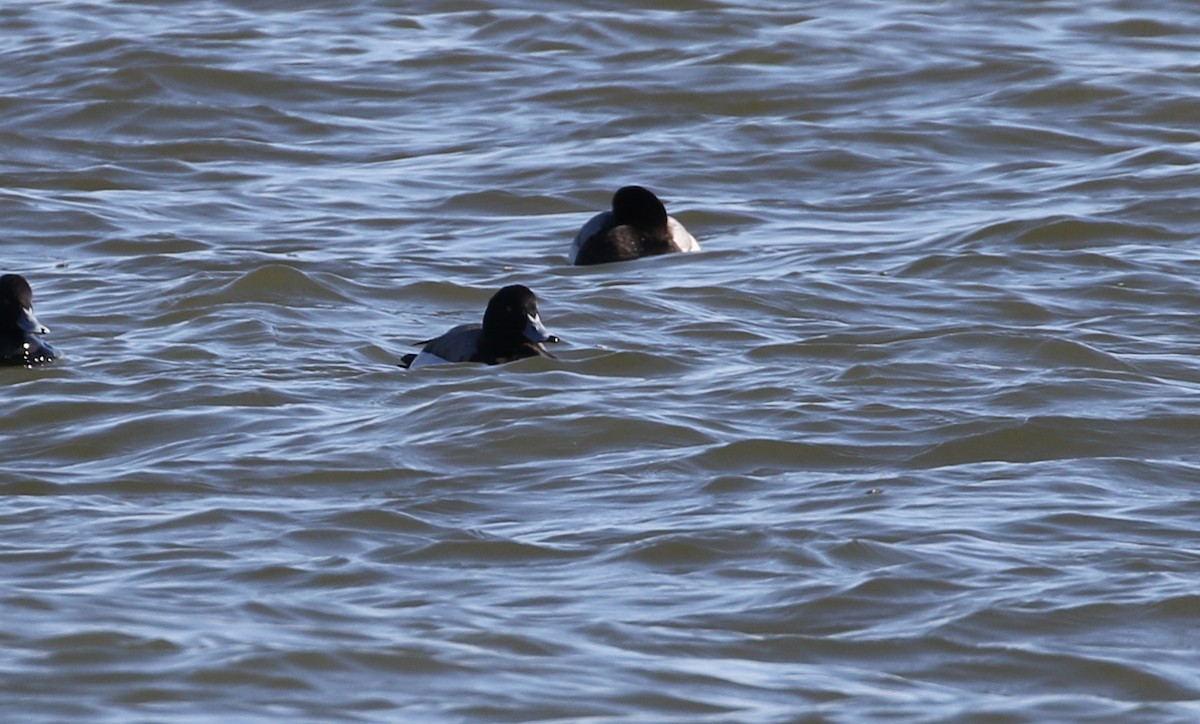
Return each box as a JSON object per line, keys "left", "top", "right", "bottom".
{"left": 4, "top": 1, "right": 1200, "bottom": 721}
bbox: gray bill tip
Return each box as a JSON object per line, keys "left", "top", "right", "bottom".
{"left": 19, "top": 308, "right": 50, "bottom": 335}
{"left": 524, "top": 313, "right": 556, "bottom": 344}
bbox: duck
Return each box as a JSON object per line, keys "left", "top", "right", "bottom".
{"left": 1, "top": 273, "right": 57, "bottom": 367}
{"left": 399, "top": 284, "right": 560, "bottom": 369}
{"left": 570, "top": 185, "right": 700, "bottom": 265}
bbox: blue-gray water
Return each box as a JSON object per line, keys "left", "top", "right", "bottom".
{"left": 4, "top": 1, "right": 1200, "bottom": 721}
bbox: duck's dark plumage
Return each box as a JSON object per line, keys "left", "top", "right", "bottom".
{"left": 1, "top": 273, "right": 57, "bottom": 367}
{"left": 570, "top": 186, "right": 700, "bottom": 266}
{"left": 400, "top": 285, "right": 559, "bottom": 369}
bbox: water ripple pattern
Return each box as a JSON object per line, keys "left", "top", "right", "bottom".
{"left": 3, "top": 1, "right": 1200, "bottom": 721}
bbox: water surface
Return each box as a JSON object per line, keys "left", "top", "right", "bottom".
{"left": 3, "top": 1, "right": 1200, "bottom": 721}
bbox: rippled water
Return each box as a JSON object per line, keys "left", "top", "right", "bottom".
{"left": 4, "top": 1, "right": 1200, "bottom": 721}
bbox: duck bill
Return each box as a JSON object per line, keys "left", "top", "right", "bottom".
{"left": 18, "top": 307, "right": 50, "bottom": 335}
{"left": 524, "top": 313, "right": 559, "bottom": 344}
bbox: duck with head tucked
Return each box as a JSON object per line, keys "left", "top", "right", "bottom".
{"left": 399, "top": 284, "right": 560, "bottom": 369}
{"left": 570, "top": 185, "right": 700, "bottom": 266}
{"left": 1, "top": 273, "right": 57, "bottom": 367}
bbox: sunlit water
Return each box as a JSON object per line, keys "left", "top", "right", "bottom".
{"left": 4, "top": 1, "right": 1200, "bottom": 721}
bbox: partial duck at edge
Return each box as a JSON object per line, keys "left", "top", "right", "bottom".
{"left": 1, "top": 273, "right": 57, "bottom": 367}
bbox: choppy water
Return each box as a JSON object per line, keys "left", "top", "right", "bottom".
{"left": 4, "top": 1, "right": 1200, "bottom": 721}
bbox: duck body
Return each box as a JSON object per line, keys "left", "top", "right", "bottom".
{"left": 1, "top": 274, "right": 57, "bottom": 367}
{"left": 570, "top": 186, "right": 699, "bottom": 266}
{"left": 400, "top": 285, "right": 559, "bottom": 369}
